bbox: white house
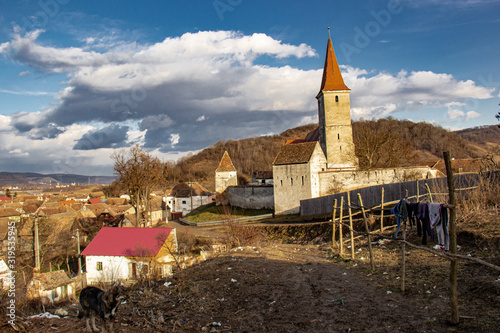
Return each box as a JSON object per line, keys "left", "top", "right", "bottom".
{"left": 80, "top": 227, "right": 178, "bottom": 285}
{"left": 165, "top": 182, "right": 213, "bottom": 216}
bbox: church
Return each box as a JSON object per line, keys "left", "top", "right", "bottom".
{"left": 272, "top": 34, "right": 438, "bottom": 214}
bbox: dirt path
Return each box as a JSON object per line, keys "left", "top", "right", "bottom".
{"left": 12, "top": 243, "right": 473, "bottom": 333}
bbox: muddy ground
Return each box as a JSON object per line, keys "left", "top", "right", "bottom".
{"left": 3, "top": 214, "right": 500, "bottom": 333}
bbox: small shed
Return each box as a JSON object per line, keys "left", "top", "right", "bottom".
{"left": 28, "top": 270, "right": 76, "bottom": 304}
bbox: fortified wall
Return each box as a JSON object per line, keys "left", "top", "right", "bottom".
{"left": 318, "top": 166, "right": 442, "bottom": 196}
{"left": 225, "top": 185, "right": 274, "bottom": 210}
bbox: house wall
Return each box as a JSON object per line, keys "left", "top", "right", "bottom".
{"left": 225, "top": 185, "right": 274, "bottom": 210}
{"left": 86, "top": 255, "right": 132, "bottom": 284}
{"left": 273, "top": 143, "right": 327, "bottom": 215}
{"left": 165, "top": 195, "right": 212, "bottom": 215}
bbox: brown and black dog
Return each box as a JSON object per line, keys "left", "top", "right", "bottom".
{"left": 78, "top": 283, "right": 125, "bottom": 333}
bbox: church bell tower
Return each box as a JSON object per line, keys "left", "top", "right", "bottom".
{"left": 316, "top": 32, "right": 358, "bottom": 170}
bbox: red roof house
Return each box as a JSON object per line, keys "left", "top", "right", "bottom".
{"left": 81, "top": 227, "right": 178, "bottom": 284}
{"left": 81, "top": 227, "right": 174, "bottom": 257}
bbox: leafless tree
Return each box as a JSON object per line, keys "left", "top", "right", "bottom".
{"left": 111, "top": 145, "right": 167, "bottom": 226}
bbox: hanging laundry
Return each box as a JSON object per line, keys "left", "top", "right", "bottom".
{"left": 416, "top": 202, "right": 433, "bottom": 245}
{"left": 428, "top": 203, "right": 449, "bottom": 250}
{"left": 391, "top": 199, "right": 407, "bottom": 238}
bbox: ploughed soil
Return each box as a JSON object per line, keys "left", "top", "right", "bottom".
{"left": 4, "top": 213, "right": 500, "bottom": 332}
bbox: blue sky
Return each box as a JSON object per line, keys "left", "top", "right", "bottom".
{"left": 0, "top": 0, "right": 499, "bottom": 175}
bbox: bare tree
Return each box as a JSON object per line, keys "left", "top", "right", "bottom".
{"left": 353, "top": 118, "right": 417, "bottom": 169}
{"left": 111, "top": 145, "right": 166, "bottom": 227}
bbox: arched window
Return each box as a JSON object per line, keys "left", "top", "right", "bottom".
{"left": 335, "top": 95, "right": 339, "bottom": 102}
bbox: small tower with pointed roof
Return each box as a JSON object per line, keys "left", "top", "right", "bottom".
{"left": 316, "top": 31, "right": 358, "bottom": 169}
{"left": 215, "top": 151, "right": 238, "bottom": 205}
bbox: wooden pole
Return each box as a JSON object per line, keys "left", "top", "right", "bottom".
{"left": 77, "top": 228, "right": 82, "bottom": 274}
{"left": 358, "top": 193, "right": 375, "bottom": 271}
{"left": 444, "top": 151, "right": 459, "bottom": 325}
{"left": 416, "top": 180, "right": 420, "bottom": 202}
{"left": 402, "top": 191, "right": 408, "bottom": 292}
{"left": 380, "top": 188, "right": 385, "bottom": 231}
{"left": 425, "top": 183, "right": 434, "bottom": 203}
{"left": 347, "top": 192, "right": 355, "bottom": 259}
{"left": 34, "top": 217, "right": 41, "bottom": 271}
{"left": 332, "top": 199, "right": 337, "bottom": 248}
{"left": 339, "top": 197, "right": 344, "bottom": 256}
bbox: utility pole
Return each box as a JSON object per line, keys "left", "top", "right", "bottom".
{"left": 190, "top": 181, "right": 193, "bottom": 212}
{"left": 76, "top": 228, "right": 82, "bottom": 274}
{"left": 34, "top": 217, "right": 40, "bottom": 271}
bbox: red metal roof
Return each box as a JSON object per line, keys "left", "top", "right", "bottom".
{"left": 80, "top": 227, "right": 173, "bottom": 257}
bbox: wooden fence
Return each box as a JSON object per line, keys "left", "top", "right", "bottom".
{"left": 328, "top": 157, "right": 500, "bottom": 325}
{"left": 300, "top": 172, "right": 484, "bottom": 216}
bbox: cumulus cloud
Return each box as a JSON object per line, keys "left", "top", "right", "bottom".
{"left": 344, "top": 66, "right": 494, "bottom": 119}
{"left": 0, "top": 28, "right": 496, "bottom": 174}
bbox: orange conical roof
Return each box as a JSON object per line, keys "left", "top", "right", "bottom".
{"left": 215, "top": 151, "right": 236, "bottom": 172}
{"left": 318, "top": 37, "right": 349, "bottom": 95}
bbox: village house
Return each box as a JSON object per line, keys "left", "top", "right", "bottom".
{"left": 27, "top": 270, "right": 76, "bottom": 304}
{"left": 251, "top": 171, "right": 274, "bottom": 185}
{"left": 80, "top": 227, "right": 178, "bottom": 285}
{"left": 165, "top": 182, "right": 212, "bottom": 216}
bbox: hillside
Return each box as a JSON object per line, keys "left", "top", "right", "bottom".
{"left": 171, "top": 119, "right": 495, "bottom": 190}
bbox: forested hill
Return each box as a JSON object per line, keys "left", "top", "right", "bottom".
{"left": 170, "top": 119, "right": 500, "bottom": 190}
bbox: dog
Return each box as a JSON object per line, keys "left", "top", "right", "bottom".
{"left": 78, "top": 282, "right": 125, "bottom": 333}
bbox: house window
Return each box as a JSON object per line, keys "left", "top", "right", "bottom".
{"left": 182, "top": 200, "right": 187, "bottom": 205}
{"left": 290, "top": 178, "right": 293, "bottom": 185}
{"left": 338, "top": 133, "right": 340, "bottom": 140}
{"left": 96, "top": 262, "right": 103, "bottom": 271}
{"left": 302, "top": 176, "right": 305, "bottom": 186}
{"left": 335, "top": 95, "right": 339, "bottom": 102}
{"left": 280, "top": 180, "right": 283, "bottom": 186}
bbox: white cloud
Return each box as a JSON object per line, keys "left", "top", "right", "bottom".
{"left": 465, "top": 111, "right": 481, "bottom": 121}
{"left": 0, "top": 28, "right": 496, "bottom": 174}
{"left": 343, "top": 67, "right": 494, "bottom": 119}
{"left": 169, "top": 133, "right": 180, "bottom": 147}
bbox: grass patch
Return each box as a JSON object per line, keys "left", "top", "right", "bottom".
{"left": 184, "top": 202, "right": 273, "bottom": 222}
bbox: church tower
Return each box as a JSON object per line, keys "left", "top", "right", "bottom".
{"left": 316, "top": 34, "right": 358, "bottom": 170}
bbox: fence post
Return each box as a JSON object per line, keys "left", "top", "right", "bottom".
{"left": 358, "top": 193, "right": 375, "bottom": 271}
{"left": 380, "top": 188, "right": 385, "bottom": 231}
{"left": 347, "top": 191, "right": 355, "bottom": 259}
{"left": 425, "top": 183, "right": 434, "bottom": 203}
{"left": 416, "top": 180, "right": 420, "bottom": 202}
{"left": 444, "top": 151, "right": 459, "bottom": 325}
{"left": 339, "top": 197, "right": 344, "bottom": 256}
{"left": 332, "top": 199, "right": 337, "bottom": 248}
{"left": 402, "top": 192, "right": 408, "bottom": 292}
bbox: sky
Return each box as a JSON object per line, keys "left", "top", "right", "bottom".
{"left": 0, "top": 0, "right": 499, "bottom": 176}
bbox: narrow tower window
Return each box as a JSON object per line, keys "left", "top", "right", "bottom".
{"left": 337, "top": 133, "right": 340, "bottom": 140}
{"left": 335, "top": 95, "right": 339, "bottom": 102}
